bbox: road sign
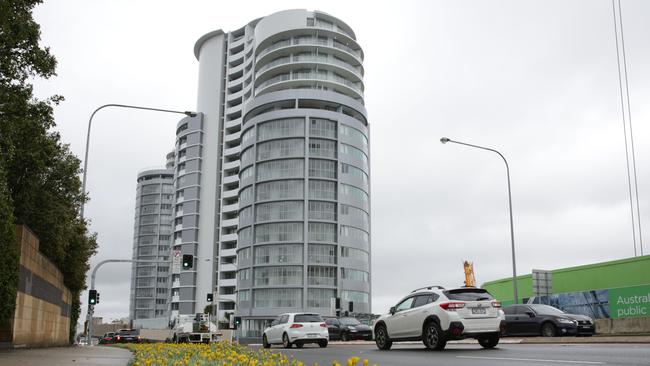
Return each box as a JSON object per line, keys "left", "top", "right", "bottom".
{"left": 532, "top": 269, "right": 552, "bottom": 297}
{"left": 172, "top": 249, "right": 181, "bottom": 273}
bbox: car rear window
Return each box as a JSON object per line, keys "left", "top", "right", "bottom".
{"left": 118, "top": 330, "right": 139, "bottom": 335}
{"left": 444, "top": 288, "right": 494, "bottom": 301}
{"left": 294, "top": 314, "right": 323, "bottom": 323}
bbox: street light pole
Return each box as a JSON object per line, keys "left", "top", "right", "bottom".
{"left": 80, "top": 104, "right": 197, "bottom": 219}
{"left": 440, "top": 137, "right": 519, "bottom": 304}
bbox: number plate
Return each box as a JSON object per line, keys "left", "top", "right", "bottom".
{"left": 471, "top": 307, "right": 486, "bottom": 315}
{"left": 307, "top": 333, "right": 317, "bottom": 337}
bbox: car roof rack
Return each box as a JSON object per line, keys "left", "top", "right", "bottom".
{"left": 411, "top": 285, "right": 445, "bottom": 293}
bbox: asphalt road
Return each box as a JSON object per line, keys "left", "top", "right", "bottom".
{"left": 258, "top": 342, "right": 650, "bottom": 366}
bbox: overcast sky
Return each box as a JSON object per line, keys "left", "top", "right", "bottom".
{"left": 31, "top": 0, "right": 649, "bottom": 325}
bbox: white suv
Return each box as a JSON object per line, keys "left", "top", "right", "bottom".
{"left": 374, "top": 286, "right": 505, "bottom": 351}
{"left": 263, "top": 313, "right": 329, "bottom": 349}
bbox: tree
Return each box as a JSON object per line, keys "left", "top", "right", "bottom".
{"left": 0, "top": 0, "right": 97, "bottom": 342}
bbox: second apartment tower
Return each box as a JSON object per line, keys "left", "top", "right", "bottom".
{"left": 169, "top": 9, "right": 370, "bottom": 335}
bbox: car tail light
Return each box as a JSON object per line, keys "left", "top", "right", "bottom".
{"left": 439, "top": 302, "right": 466, "bottom": 311}
{"left": 491, "top": 300, "right": 502, "bottom": 308}
{"left": 320, "top": 323, "right": 327, "bottom": 328}
{"left": 116, "top": 336, "right": 121, "bottom": 341}
{"left": 290, "top": 323, "right": 303, "bottom": 328}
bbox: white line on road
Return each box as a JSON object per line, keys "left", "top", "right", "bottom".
{"left": 456, "top": 356, "right": 606, "bottom": 364}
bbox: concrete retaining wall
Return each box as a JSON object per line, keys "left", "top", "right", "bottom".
{"left": 595, "top": 317, "right": 650, "bottom": 334}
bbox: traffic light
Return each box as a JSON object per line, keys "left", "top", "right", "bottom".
{"left": 336, "top": 310, "right": 341, "bottom": 317}
{"left": 89, "top": 289, "right": 97, "bottom": 305}
{"left": 335, "top": 297, "right": 341, "bottom": 309}
{"left": 207, "top": 293, "right": 213, "bottom": 302}
{"left": 234, "top": 316, "right": 241, "bottom": 329}
{"left": 182, "top": 254, "right": 193, "bottom": 269}
{"left": 96, "top": 292, "right": 101, "bottom": 304}
{"left": 348, "top": 301, "right": 353, "bottom": 312}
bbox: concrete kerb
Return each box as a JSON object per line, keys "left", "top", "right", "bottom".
{"left": 322, "top": 335, "right": 650, "bottom": 346}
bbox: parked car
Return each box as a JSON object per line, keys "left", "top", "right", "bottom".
{"left": 326, "top": 317, "right": 373, "bottom": 341}
{"left": 503, "top": 304, "right": 595, "bottom": 337}
{"left": 373, "top": 286, "right": 505, "bottom": 351}
{"left": 263, "top": 313, "right": 329, "bottom": 349}
{"left": 98, "top": 332, "right": 116, "bottom": 344}
{"left": 114, "top": 329, "right": 141, "bottom": 343}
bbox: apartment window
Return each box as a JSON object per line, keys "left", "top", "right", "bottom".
{"left": 308, "top": 288, "right": 336, "bottom": 308}
{"left": 239, "top": 206, "right": 253, "bottom": 222}
{"left": 255, "top": 222, "right": 303, "bottom": 243}
{"left": 340, "top": 143, "right": 368, "bottom": 169}
{"left": 257, "top": 139, "right": 304, "bottom": 160}
{"left": 254, "top": 266, "right": 303, "bottom": 286}
{"left": 239, "top": 186, "right": 253, "bottom": 202}
{"left": 340, "top": 204, "right": 369, "bottom": 229}
{"left": 308, "top": 244, "right": 337, "bottom": 264}
{"left": 239, "top": 247, "right": 251, "bottom": 260}
{"left": 308, "top": 222, "right": 336, "bottom": 242}
{"left": 309, "top": 159, "right": 336, "bottom": 179}
{"left": 241, "top": 127, "right": 255, "bottom": 145}
{"left": 141, "top": 184, "right": 160, "bottom": 195}
{"left": 341, "top": 268, "right": 369, "bottom": 282}
{"left": 238, "top": 227, "right": 252, "bottom": 242}
{"left": 342, "top": 290, "right": 369, "bottom": 304}
{"left": 253, "top": 288, "right": 302, "bottom": 308}
{"left": 238, "top": 290, "right": 250, "bottom": 302}
{"left": 241, "top": 147, "right": 255, "bottom": 165}
{"left": 255, "top": 201, "right": 303, "bottom": 222}
{"left": 309, "top": 139, "right": 337, "bottom": 158}
{"left": 308, "top": 266, "right": 336, "bottom": 286}
{"left": 257, "top": 159, "right": 304, "bottom": 180}
{"left": 341, "top": 246, "right": 369, "bottom": 262}
{"left": 256, "top": 180, "right": 303, "bottom": 201}
{"left": 257, "top": 118, "right": 304, "bottom": 141}
{"left": 308, "top": 180, "right": 336, "bottom": 200}
{"left": 240, "top": 166, "right": 254, "bottom": 180}
{"left": 254, "top": 244, "right": 303, "bottom": 265}
{"left": 341, "top": 163, "right": 369, "bottom": 191}
{"left": 308, "top": 201, "right": 336, "bottom": 221}
{"left": 239, "top": 268, "right": 251, "bottom": 281}
{"left": 156, "top": 299, "right": 166, "bottom": 305}
{"left": 340, "top": 184, "right": 369, "bottom": 210}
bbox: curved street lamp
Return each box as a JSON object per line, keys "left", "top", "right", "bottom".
{"left": 80, "top": 104, "right": 197, "bottom": 219}
{"left": 440, "top": 137, "right": 519, "bottom": 304}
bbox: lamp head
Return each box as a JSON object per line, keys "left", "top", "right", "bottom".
{"left": 440, "top": 137, "right": 450, "bottom": 144}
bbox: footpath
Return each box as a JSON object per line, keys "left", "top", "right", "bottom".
{"left": 0, "top": 345, "right": 131, "bottom": 366}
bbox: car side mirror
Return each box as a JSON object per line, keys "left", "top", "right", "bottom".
{"left": 526, "top": 311, "right": 535, "bottom": 317}
{"left": 389, "top": 306, "right": 396, "bottom": 315}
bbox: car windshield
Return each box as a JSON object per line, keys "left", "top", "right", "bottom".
{"left": 340, "top": 318, "right": 361, "bottom": 326}
{"left": 529, "top": 304, "right": 566, "bottom": 316}
{"left": 444, "top": 288, "right": 494, "bottom": 301}
{"left": 294, "top": 314, "right": 323, "bottom": 323}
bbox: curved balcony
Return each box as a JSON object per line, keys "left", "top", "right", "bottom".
{"left": 256, "top": 36, "right": 362, "bottom": 65}
{"left": 255, "top": 73, "right": 363, "bottom": 101}
{"left": 257, "top": 56, "right": 363, "bottom": 83}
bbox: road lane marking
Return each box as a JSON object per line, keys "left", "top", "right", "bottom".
{"left": 456, "top": 356, "right": 606, "bottom": 364}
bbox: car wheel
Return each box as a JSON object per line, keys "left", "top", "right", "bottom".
{"left": 422, "top": 321, "right": 447, "bottom": 351}
{"left": 478, "top": 333, "right": 500, "bottom": 349}
{"left": 541, "top": 322, "right": 557, "bottom": 337}
{"left": 295, "top": 341, "right": 304, "bottom": 348}
{"left": 341, "top": 332, "right": 349, "bottom": 342}
{"left": 282, "top": 333, "right": 292, "bottom": 348}
{"left": 318, "top": 340, "right": 328, "bottom": 348}
{"left": 374, "top": 324, "right": 392, "bottom": 350}
{"left": 262, "top": 334, "right": 271, "bottom": 349}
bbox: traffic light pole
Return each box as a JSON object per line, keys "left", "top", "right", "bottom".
{"left": 86, "top": 259, "right": 168, "bottom": 346}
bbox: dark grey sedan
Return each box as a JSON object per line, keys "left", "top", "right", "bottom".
{"left": 503, "top": 304, "right": 595, "bottom": 337}
{"left": 325, "top": 317, "right": 372, "bottom": 341}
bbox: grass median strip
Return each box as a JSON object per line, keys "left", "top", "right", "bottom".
{"left": 124, "top": 342, "right": 378, "bottom": 366}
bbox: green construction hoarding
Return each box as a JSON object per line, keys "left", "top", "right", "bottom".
{"left": 609, "top": 284, "right": 650, "bottom": 318}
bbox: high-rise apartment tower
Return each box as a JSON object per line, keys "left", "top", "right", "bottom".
{"left": 169, "top": 9, "right": 370, "bottom": 336}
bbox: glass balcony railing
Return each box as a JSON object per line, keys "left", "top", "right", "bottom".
{"left": 257, "top": 54, "right": 361, "bottom": 76}
{"left": 257, "top": 37, "right": 361, "bottom": 62}
{"left": 256, "top": 71, "right": 362, "bottom": 94}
